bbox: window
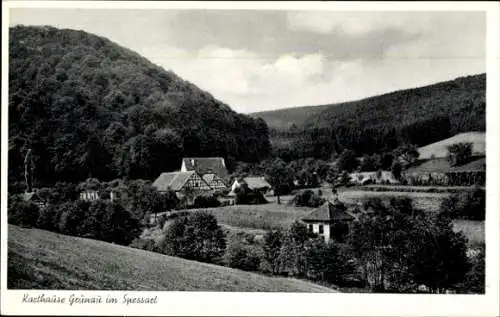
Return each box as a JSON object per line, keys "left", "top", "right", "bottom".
{"left": 319, "top": 224, "right": 324, "bottom": 234}
{"left": 308, "top": 224, "right": 313, "bottom": 232}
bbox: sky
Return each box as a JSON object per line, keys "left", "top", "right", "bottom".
{"left": 9, "top": 9, "right": 486, "bottom": 113}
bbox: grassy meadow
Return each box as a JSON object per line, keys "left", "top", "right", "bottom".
{"left": 8, "top": 225, "right": 336, "bottom": 292}
{"left": 185, "top": 203, "right": 314, "bottom": 231}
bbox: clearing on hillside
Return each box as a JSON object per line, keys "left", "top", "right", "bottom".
{"left": 418, "top": 132, "right": 485, "bottom": 160}
{"left": 7, "top": 225, "right": 336, "bottom": 292}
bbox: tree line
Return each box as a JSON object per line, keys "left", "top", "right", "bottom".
{"left": 269, "top": 74, "right": 485, "bottom": 160}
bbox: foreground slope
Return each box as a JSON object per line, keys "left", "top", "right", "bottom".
{"left": 7, "top": 225, "right": 335, "bottom": 292}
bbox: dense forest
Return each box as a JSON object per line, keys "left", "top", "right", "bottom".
{"left": 8, "top": 26, "right": 271, "bottom": 186}
{"left": 260, "top": 74, "right": 486, "bottom": 160}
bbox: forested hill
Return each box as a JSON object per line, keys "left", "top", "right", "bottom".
{"left": 254, "top": 74, "right": 485, "bottom": 132}
{"left": 8, "top": 25, "right": 270, "bottom": 185}
{"left": 260, "top": 74, "right": 485, "bottom": 159}
{"left": 251, "top": 105, "right": 331, "bottom": 130}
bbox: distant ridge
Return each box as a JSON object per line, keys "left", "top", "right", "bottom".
{"left": 252, "top": 74, "right": 485, "bottom": 132}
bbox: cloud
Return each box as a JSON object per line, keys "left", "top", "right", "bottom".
{"left": 9, "top": 9, "right": 486, "bottom": 113}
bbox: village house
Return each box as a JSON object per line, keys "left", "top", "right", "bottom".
{"left": 79, "top": 190, "right": 100, "bottom": 201}
{"left": 181, "top": 157, "right": 228, "bottom": 180}
{"left": 152, "top": 171, "right": 213, "bottom": 202}
{"left": 230, "top": 176, "right": 272, "bottom": 196}
{"left": 302, "top": 199, "right": 355, "bottom": 243}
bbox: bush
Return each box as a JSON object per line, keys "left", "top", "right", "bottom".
{"left": 235, "top": 185, "right": 268, "bottom": 205}
{"left": 99, "top": 202, "right": 141, "bottom": 245}
{"left": 293, "top": 190, "right": 325, "bottom": 208}
{"left": 58, "top": 201, "right": 89, "bottom": 235}
{"left": 36, "top": 203, "right": 64, "bottom": 232}
{"left": 440, "top": 187, "right": 485, "bottom": 220}
{"left": 193, "top": 195, "right": 221, "bottom": 208}
{"left": 8, "top": 200, "right": 40, "bottom": 228}
{"left": 227, "top": 242, "right": 261, "bottom": 271}
{"left": 161, "top": 211, "right": 226, "bottom": 263}
{"left": 55, "top": 200, "right": 141, "bottom": 245}
{"left": 304, "top": 238, "right": 355, "bottom": 284}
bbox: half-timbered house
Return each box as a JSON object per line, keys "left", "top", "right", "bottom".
{"left": 202, "top": 173, "right": 228, "bottom": 193}
{"left": 153, "top": 171, "right": 213, "bottom": 200}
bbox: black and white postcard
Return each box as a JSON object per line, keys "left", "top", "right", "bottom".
{"left": 1, "top": 1, "right": 499, "bottom": 316}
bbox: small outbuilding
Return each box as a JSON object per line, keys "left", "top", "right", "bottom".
{"left": 302, "top": 199, "right": 355, "bottom": 243}
{"left": 230, "top": 176, "right": 272, "bottom": 196}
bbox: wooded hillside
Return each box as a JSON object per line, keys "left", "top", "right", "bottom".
{"left": 8, "top": 25, "right": 270, "bottom": 185}
{"left": 262, "top": 74, "right": 485, "bottom": 159}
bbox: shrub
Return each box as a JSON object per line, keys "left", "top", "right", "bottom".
{"left": 99, "top": 202, "right": 141, "bottom": 245}
{"left": 58, "top": 201, "right": 89, "bottom": 235}
{"left": 235, "top": 185, "right": 268, "bottom": 205}
{"left": 263, "top": 229, "right": 284, "bottom": 274}
{"left": 304, "top": 238, "right": 355, "bottom": 284}
{"left": 293, "top": 190, "right": 325, "bottom": 208}
{"left": 8, "top": 200, "right": 40, "bottom": 228}
{"left": 193, "top": 195, "right": 221, "bottom": 208}
{"left": 227, "top": 242, "right": 261, "bottom": 271}
{"left": 161, "top": 211, "right": 226, "bottom": 263}
{"left": 440, "top": 187, "right": 485, "bottom": 220}
{"left": 36, "top": 203, "right": 64, "bottom": 232}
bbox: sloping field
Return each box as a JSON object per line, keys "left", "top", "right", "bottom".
{"left": 418, "top": 132, "right": 485, "bottom": 159}
{"left": 187, "top": 204, "right": 314, "bottom": 230}
{"left": 7, "top": 225, "right": 335, "bottom": 292}
{"left": 338, "top": 189, "right": 450, "bottom": 212}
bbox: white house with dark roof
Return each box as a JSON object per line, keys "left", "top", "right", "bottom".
{"left": 302, "top": 199, "right": 355, "bottom": 243}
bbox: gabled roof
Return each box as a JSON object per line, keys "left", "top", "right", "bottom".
{"left": 182, "top": 157, "right": 228, "bottom": 178}
{"left": 241, "top": 177, "right": 271, "bottom": 189}
{"left": 153, "top": 171, "right": 196, "bottom": 191}
{"left": 303, "top": 200, "right": 355, "bottom": 222}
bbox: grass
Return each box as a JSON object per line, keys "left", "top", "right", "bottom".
{"left": 418, "top": 132, "right": 485, "bottom": 159}
{"left": 360, "top": 185, "right": 484, "bottom": 193}
{"left": 7, "top": 225, "right": 336, "bottom": 292}
{"left": 183, "top": 204, "right": 314, "bottom": 231}
{"left": 338, "top": 188, "right": 450, "bottom": 212}
{"left": 452, "top": 219, "right": 485, "bottom": 247}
